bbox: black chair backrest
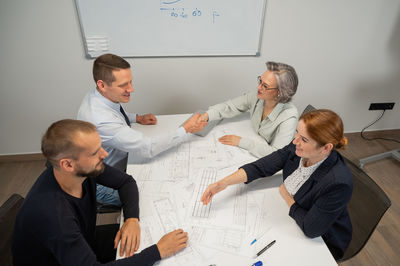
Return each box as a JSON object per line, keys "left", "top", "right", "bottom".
{"left": 339, "top": 158, "right": 391, "bottom": 261}
{"left": 0, "top": 194, "right": 24, "bottom": 266}
{"left": 301, "top": 104, "right": 316, "bottom": 116}
{"left": 96, "top": 202, "right": 121, "bottom": 214}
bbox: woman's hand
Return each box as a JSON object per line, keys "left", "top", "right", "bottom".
{"left": 183, "top": 113, "right": 208, "bottom": 133}
{"left": 199, "top": 112, "right": 209, "bottom": 122}
{"left": 279, "top": 184, "right": 295, "bottom": 207}
{"left": 218, "top": 135, "right": 241, "bottom": 146}
{"left": 201, "top": 181, "right": 228, "bottom": 205}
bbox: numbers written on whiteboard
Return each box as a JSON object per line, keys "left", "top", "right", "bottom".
{"left": 160, "top": 7, "right": 220, "bottom": 23}
{"left": 169, "top": 8, "right": 188, "bottom": 18}
{"left": 192, "top": 8, "right": 201, "bottom": 16}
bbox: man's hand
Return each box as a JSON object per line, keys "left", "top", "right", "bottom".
{"left": 218, "top": 135, "right": 241, "bottom": 146}
{"left": 279, "top": 184, "right": 295, "bottom": 207}
{"left": 157, "top": 229, "right": 188, "bottom": 259}
{"left": 114, "top": 218, "right": 141, "bottom": 258}
{"left": 137, "top": 113, "right": 157, "bottom": 125}
{"left": 183, "top": 113, "right": 208, "bottom": 133}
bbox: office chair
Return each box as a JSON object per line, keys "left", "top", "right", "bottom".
{"left": 301, "top": 104, "right": 316, "bottom": 115}
{"left": 338, "top": 158, "right": 391, "bottom": 262}
{"left": 96, "top": 202, "right": 121, "bottom": 214}
{"left": 0, "top": 194, "right": 24, "bottom": 266}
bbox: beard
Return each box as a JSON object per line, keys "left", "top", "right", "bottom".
{"left": 75, "top": 161, "right": 105, "bottom": 178}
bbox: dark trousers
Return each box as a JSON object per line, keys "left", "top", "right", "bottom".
{"left": 94, "top": 224, "right": 120, "bottom": 263}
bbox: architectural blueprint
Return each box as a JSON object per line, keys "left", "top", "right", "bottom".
{"left": 124, "top": 128, "right": 276, "bottom": 265}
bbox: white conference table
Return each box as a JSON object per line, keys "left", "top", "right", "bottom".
{"left": 118, "top": 113, "right": 337, "bottom": 266}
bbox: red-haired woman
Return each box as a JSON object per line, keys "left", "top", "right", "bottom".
{"left": 201, "top": 109, "right": 352, "bottom": 260}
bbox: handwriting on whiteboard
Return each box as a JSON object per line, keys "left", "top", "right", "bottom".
{"left": 160, "top": 0, "right": 220, "bottom": 23}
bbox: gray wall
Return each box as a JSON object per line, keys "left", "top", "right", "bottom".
{"left": 1, "top": 0, "right": 399, "bottom": 155}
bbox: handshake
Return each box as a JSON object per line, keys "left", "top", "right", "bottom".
{"left": 182, "top": 112, "right": 209, "bottom": 133}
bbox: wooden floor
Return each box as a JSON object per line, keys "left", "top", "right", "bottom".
{"left": 338, "top": 130, "right": 400, "bottom": 266}
{"left": 1, "top": 129, "right": 399, "bottom": 265}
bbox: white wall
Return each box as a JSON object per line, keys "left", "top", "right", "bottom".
{"left": 1, "top": 0, "right": 399, "bottom": 155}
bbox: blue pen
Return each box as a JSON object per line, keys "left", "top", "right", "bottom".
{"left": 252, "top": 261, "right": 263, "bottom": 266}
{"left": 251, "top": 234, "right": 263, "bottom": 245}
{"left": 250, "top": 228, "right": 271, "bottom": 245}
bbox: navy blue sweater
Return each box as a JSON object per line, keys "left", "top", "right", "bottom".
{"left": 12, "top": 164, "right": 161, "bottom": 265}
{"left": 241, "top": 143, "right": 353, "bottom": 260}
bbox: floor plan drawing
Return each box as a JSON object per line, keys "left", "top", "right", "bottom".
{"left": 124, "top": 121, "right": 274, "bottom": 265}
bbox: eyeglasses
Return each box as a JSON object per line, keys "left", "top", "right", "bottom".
{"left": 257, "top": 76, "right": 278, "bottom": 91}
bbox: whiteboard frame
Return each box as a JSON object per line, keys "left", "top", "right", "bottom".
{"left": 75, "top": 0, "right": 267, "bottom": 58}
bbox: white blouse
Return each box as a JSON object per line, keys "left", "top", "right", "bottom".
{"left": 284, "top": 157, "right": 327, "bottom": 196}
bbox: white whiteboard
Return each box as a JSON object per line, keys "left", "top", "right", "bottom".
{"left": 75, "top": 0, "right": 267, "bottom": 57}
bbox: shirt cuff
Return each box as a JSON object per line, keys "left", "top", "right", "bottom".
{"left": 289, "top": 202, "right": 298, "bottom": 217}
{"left": 177, "top": 126, "right": 188, "bottom": 135}
{"left": 206, "top": 109, "right": 220, "bottom": 121}
{"left": 127, "top": 113, "right": 137, "bottom": 123}
{"left": 289, "top": 202, "right": 306, "bottom": 222}
{"left": 135, "top": 244, "right": 161, "bottom": 264}
{"left": 238, "top": 137, "right": 254, "bottom": 151}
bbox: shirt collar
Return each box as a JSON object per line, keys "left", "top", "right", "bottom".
{"left": 309, "top": 151, "right": 338, "bottom": 182}
{"left": 94, "top": 88, "right": 121, "bottom": 112}
{"left": 299, "top": 157, "right": 327, "bottom": 171}
{"left": 267, "top": 103, "right": 284, "bottom": 121}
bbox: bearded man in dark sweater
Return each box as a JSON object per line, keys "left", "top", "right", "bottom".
{"left": 12, "top": 119, "right": 187, "bottom": 265}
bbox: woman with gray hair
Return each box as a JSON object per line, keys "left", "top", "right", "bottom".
{"left": 200, "top": 61, "right": 299, "bottom": 157}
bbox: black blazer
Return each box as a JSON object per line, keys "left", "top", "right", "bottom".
{"left": 242, "top": 143, "right": 353, "bottom": 260}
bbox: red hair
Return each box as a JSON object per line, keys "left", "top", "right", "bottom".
{"left": 300, "top": 109, "right": 347, "bottom": 150}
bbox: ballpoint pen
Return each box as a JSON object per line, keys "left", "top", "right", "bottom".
{"left": 250, "top": 227, "right": 271, "bottom": 245}
{"left": 252, "top": 261, "right": 263, "bottom": 266}
{"left": 255, "top": 240, "right": 276, "bottom": 257}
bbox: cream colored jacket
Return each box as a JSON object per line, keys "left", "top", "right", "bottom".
{"left": 207, "top": 92, "right": 298, "bottom": 157}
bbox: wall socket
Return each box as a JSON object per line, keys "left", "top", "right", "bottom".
{"left": 369, "top": 102, "right": 395, "bottom": 110}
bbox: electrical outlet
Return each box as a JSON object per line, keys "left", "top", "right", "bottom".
{"left": 369, "top": 102, "right": 395, "bottom": 110}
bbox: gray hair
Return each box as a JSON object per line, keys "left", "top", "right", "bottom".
{"left": 266, "top": 61, "right": 298, "bottom": 103}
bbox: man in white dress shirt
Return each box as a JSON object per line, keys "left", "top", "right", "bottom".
{"left": 78, "top": 53, "right": 206, "bottom": 206}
